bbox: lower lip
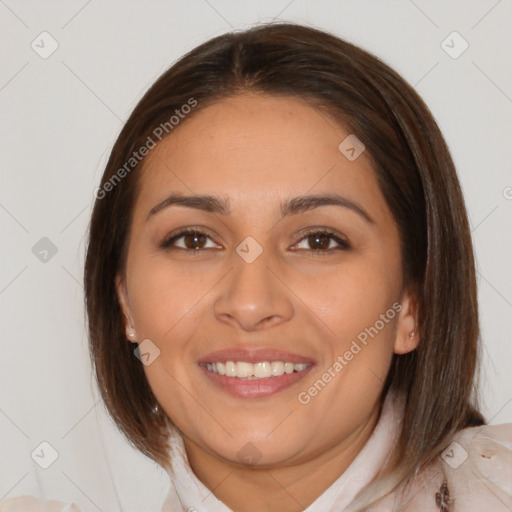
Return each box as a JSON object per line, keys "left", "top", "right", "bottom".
{"left": 199, "top": 365, "right": 314, "bottom": 399}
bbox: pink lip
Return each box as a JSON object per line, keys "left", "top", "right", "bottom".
{"left": 197, "top": 347, "right": 315, "bottom": 365}
{"left": 197, "top": 347, "right": 315, "bottom": 399}
{"left": 199, "top": 364, "right": 314, "bottom": 399}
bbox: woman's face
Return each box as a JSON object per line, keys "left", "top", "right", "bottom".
{"left": 117, "top": 93, "right": 418, "bottom": 469}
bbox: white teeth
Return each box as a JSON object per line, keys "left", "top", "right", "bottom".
{"left": 205, "top": 360, "right": 310, "bottom": 379}
{"left": 225, "top": 361, "right": 237, "bottom": 377}
{"left": 271, "top": 361, "right": 285, "bottom": 376}
{"left": 236, "top": 362, "right": 253, "bottom": 378}
{"left": 254, "top": 361, "right": 272, "bottom": 378}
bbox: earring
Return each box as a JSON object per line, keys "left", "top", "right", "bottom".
{"left": 409, "top": 330, "right": 415, "bottom": 338}
{"left": 124, "top": 313, "right": 137, "bottom": 340}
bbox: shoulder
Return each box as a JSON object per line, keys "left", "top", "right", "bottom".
{"left": 369, "top": 422, "right": 512, "bottom": 511}
{"left": 0, "top": 495, "right": 83, "bottom": 512}
{"left": 444, "top": 421, "right": 512, "bottom": 508}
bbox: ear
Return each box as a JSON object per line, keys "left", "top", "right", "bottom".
{"left": 393, "top": 289, "right": 420, "bottom": 355}
{"left": 116, "top": 273, "right": 138, "bottom": 343}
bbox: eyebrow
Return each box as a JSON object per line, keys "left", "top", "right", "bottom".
{"left": 147, "top": 192, "right": 375, "bottom": 224}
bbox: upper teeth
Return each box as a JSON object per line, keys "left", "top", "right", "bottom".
{"left": 205, "top": 361, "right": 309, "bottom": 379}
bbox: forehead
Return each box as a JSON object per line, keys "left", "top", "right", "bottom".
{"left": 135, "top": 94, "right": 388, "bottom": 220}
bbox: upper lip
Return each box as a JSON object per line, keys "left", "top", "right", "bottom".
{"left": 198, "top": 347, "right": 315, "bottom": 365}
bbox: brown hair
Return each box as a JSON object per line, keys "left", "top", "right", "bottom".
{"left": 84, "top": 22, "right": 484, "bottom": 508}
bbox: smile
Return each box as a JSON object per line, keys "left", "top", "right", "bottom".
{"left": 199, "top": 360, "right": 314, "bottom": 399}
{"left": 204, "top": 361, "right": 311, "bottom": 379}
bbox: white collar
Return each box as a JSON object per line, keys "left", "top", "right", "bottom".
{"left": 161, "top": 389, "right": 405, "bottom": 512}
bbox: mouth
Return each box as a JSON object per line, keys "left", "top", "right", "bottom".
{"left": 202, "top": 360, "right": 311, "bottom": 379}
{"left": 197, "top": 348, "right": 315, "bottom": 399}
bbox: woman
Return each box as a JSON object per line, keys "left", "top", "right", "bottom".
{"left": 3, "top": 22, "right": 510, "bottom": 512}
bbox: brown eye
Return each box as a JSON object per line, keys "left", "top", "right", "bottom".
{"left": 294, "top": 230, "right": 350, "bottom": 253}
{"left": 182, "top": 232, "right": 208, "bottom": 249}
{"left": 161, "top": 229, "right": 220, "bottom": 251}
{"left": 307, "top": 233, "right": 331, "bottom": 250}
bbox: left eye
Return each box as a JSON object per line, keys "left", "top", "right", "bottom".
{"left": 293, "top": 230, "right": 350, "bottom": 252}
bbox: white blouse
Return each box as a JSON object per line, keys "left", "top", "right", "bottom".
{"left": 2, "top": 390, "right": 511, "bottom": 511}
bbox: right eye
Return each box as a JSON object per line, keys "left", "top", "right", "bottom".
{"left": 160, "top": 228, "right": 221, "bottom": 251}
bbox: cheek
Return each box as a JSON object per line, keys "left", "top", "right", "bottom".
{"left": 289, "top": 256, "right": 400, "bottom": 408}
{"left": 295, "top": 257, "right": 399, "bottom": 348}
{"left": 127, "top": 257, "right": 212, "bottom": 339}
{"left": 127, "top": 260, "right": 207, "bottom": 421}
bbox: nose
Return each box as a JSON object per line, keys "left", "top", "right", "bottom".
{"left": 213, "top": 248, "right": 294, "bottom": 332}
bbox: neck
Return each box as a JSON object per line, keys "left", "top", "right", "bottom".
{"left": 182, "top": 403, "right": 382, "bottom": 512}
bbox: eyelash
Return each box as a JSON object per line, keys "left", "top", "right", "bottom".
{"left": 160, "top": 227, "right": 351, "bottom": 255}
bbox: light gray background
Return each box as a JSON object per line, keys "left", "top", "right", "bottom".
{"left": 1, "top": 1, "right": 511, "bottom": 511}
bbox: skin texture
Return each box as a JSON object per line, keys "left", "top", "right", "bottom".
{"left": 116, "top": 93, "right": 419, "bottom": 512}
